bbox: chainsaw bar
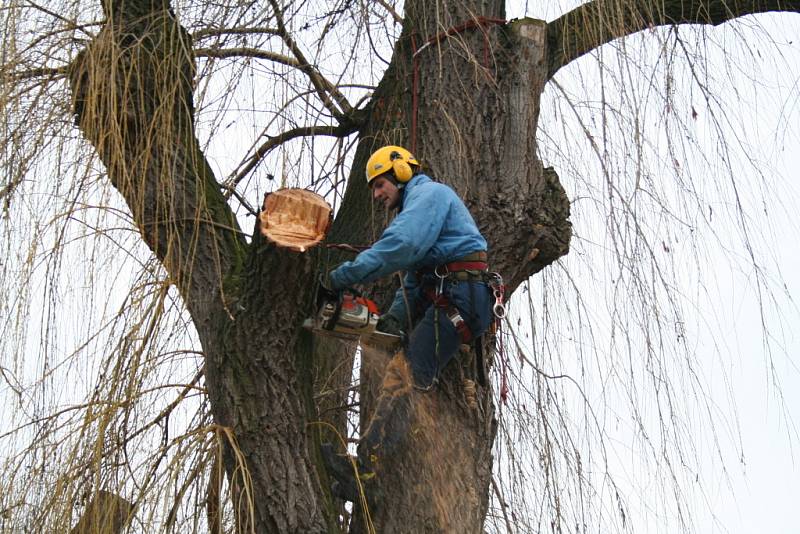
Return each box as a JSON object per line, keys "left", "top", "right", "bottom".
{"left": 302, "top": 319, "right": 402, "bottom": 350}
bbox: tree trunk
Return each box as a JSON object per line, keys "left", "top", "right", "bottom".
{"left": 67, "top": 1, "right": 571, "bottom": 533}
{"left": 327, "top": 2, "right": 571, "bottom": 531}
{"left": 68, "top": 3, "right": 329, "bottom": 532}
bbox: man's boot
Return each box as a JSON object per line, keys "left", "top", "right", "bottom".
{"left": 321, "top": 353, "right": 414, "bottom": 503}
{"left": 320, "top": 442, "right": 379, "bottom": 503}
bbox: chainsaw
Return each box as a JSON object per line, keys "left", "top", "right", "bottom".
{"left": 302, "top": 284, "right": 403, "bottom": 349}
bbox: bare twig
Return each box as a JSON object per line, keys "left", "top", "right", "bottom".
{"left": 491, "top": 477, "right": 514, "bottom": 534}
{"left": 24, "top": 0, "right": 98, "bottom": 38}
{"left": 266, "top": 0, "right": 354, "bottom": 119}
{"left": 0, "top": 175, "right": 25, "bottom": 204}
{"left": 229, "top": 122, "right": 361, "bottom": 189}
{"left": 374, "top": 0, "right": 403, "bottom": 24}
{"left": 194, "top": 47, "right": 298, "bottom": 68}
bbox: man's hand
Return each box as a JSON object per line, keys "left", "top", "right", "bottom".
{"left": 325, "top": 266, "right": 346, "bottom": 292}
{"left": 376, "top": 314, "right": 404, "bottom": 336}
{"left": 316, "top": 273, "right": 341, "bottom": 306}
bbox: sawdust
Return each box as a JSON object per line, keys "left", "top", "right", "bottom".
{"left": 412, "top": 391, "right": 482, "bottom": 531}
{"left": 358, "top": 345, "right": 483, "bottom": 532}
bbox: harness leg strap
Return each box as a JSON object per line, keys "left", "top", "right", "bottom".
{"left": 434, "top": 295, "right": 473, "bottom": 344}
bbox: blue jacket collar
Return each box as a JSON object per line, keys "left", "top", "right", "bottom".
{"left": 397, "top": 174, "right": 431, "bottom": 211}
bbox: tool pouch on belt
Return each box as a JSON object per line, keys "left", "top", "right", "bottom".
{"left": 440, "top": 300, "right": 472, "bottom": 343}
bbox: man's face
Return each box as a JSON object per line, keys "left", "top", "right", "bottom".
{"left": 371, "top": 176, "right": 401, "bottom": 210}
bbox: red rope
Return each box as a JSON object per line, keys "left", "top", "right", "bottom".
{"left": 498, "top": 320, "right": 509, "bottom": 404}
{"left": 411, "top": 34, "right": 419, "bottom": 154}
{"left": 325, "top": 243, "right": 369, "bottom": 253}
{"left": 414, "top": 16, "right": 507, "bottom": 58}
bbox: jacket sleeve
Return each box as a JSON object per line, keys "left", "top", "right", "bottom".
{"left": 328, "top": 184, "right": 447, "bottom": 289}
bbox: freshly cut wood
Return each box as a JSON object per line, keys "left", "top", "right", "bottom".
{"left": 258, "top": 188, "right": 332, "bottom": 252}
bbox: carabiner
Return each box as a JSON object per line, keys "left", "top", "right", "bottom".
{"left": 434, "top": 264, "right": 449, "bottom": 278}
{"left": 493, "top": 289, "right": 507, "bottom": 319}
{"left": 488, "top": 272, "right": 506, "bottom": 319}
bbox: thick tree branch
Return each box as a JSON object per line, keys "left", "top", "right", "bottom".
{"left": 192, "top": 26, "right": 281, "bottom": 42}
{"left": 69, "top": 1, "right": 246, "bottom": 322}
{"left": 69, "top": 3, "right": 328, "bottom": 531}
{"left": 547, "top": 0, "right": 800, "bottom": 79}
{"left": 2, "top": 66, "right": 68, "bottom": 82}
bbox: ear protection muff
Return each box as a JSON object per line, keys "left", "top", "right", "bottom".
{"left": 390, "top": 150, "right": 414, "bottom": 183}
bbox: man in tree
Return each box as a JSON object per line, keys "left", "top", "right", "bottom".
{"left": 323, "top": 145, "right": 496, "bottom": 501}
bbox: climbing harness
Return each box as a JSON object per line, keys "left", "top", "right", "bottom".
{"left": 432, "top": 265, "right": 473, "bottom": 344}
{"left": 421, "top": 252, "right": 490, "bottom": 345}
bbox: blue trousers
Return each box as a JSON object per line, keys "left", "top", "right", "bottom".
{"left": 359, "top": 278, "right": 493, "bottom": 463}
{"left": 405, "top": 279, "right": 494, "bottom": 388}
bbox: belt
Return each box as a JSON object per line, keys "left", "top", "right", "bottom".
{"left": 437, "top": 251, "right": 488, "bottom": 280}
{"left": 441, "top": 260, "right": 488, "bottom": 272}
{"left": 420, "top": 251, "right": 489, "bottom": 278}
{"left": 419, "top": 251, "right": 489, "bottom": 280}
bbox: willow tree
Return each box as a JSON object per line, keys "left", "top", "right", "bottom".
{"left": 0, "top": 1, "right": 797, "bottom": 533}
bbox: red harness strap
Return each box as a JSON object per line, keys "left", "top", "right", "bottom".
{"left": 419, "top": 254, "right": 488, "bottom": 343}
{"left": 424, "top": 289, "right": 473, "bottom": 343}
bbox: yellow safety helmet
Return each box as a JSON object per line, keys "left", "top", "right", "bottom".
{"left": 365, "top": 145, "right": 419, "bottom": 185}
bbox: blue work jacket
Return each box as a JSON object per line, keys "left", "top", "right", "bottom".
{"left": 328, "top": 174, "right": 487, "bottom": 319}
